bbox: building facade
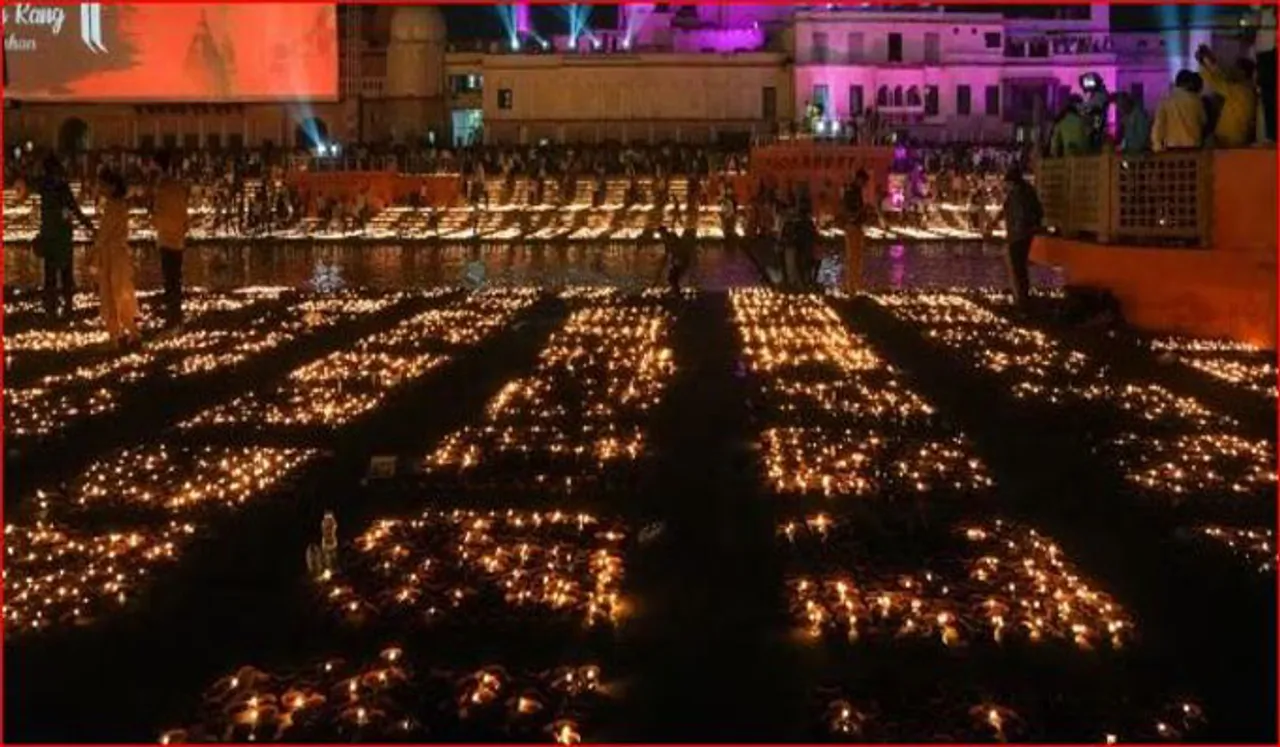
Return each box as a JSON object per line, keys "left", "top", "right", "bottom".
{"left": 2, "top": 4, "right": 1251, "bottom": 152}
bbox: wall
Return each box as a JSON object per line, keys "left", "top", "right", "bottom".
{"left": 478, "top": 53, "right": 792, "bottom": 144}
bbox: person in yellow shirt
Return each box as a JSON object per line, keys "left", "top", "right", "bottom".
{"left": 1196, "top": 44, "right": 1258, "bottom": 147}
{"left": 150, "top": 151, "right": 192, "bottom": 331}
{"left": 1152, "top": 70, "right": 1207, "bottom": 151}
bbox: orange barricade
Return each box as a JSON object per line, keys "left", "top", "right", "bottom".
{"left": 747, "top": 143, "right": 894, "bottom": 201}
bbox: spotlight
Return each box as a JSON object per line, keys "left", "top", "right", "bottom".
{"left": 510, "top": 38, "right": 521, "bottom": 51}
{"left": 592, "top": 38, "right": 602, "bottom": 50}
{"left": 621, "top": 38, "right": 631, "bottom": 50}
{"left": 25, "top": 140, "right": 33, "bottom": 152}
{"left": 541, "top": 39, "right": 550, "bottom": 50}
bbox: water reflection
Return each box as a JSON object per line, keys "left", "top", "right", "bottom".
{"left": 3, "top": 241, "right": 1060, "bottom": 292}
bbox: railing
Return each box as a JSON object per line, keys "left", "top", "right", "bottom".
{"left": 1036, "top": 151, "right": 1213, "bottom": 246}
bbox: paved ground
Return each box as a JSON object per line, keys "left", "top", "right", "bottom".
{"left": 3, "top": 285, "right": 1274, "bottom": 743}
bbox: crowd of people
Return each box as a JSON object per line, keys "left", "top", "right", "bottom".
{"left": 28, "top": 40, "right": 1275, "bottom": 335}
{"left": 1048, "top": 43, "right": 1277, "bottom": 157}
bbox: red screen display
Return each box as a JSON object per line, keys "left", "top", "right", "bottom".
{"left": 2, "top": 3, "right": 338, "bottom": 102}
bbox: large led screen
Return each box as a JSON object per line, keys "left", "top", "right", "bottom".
{"left": 2, "top": 3, "right": 338, "bottom": 102}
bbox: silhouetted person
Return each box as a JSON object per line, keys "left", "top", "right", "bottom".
{"left": 1114, "top": 92, "right": 1151, "bottom": 154}
{"left": 659, "top": 225, "right": 694, "bottom": 292}
{"left": 36, "top": 154, "right": 94, "bottom": 321}
{"left": 999, "top": 165, "right": 1043, "bottom": 310}
{"left": 1254, "top": 5, "right": 1277, "bottom": 142}
{"left": 1050, "top": 95, "right": 1090, "bottom": 156}
{"left": 842, "top": 169, "right": 871, "bottom": 293}
{"left": 150, "top": 151, "right": 191, "bottom": 331}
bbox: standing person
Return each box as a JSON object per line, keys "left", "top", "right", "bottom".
{"left": 719, "top": 183, "right": 738, "bottom": 247}
{"left": 1196, "top": 44, "right": 1259, "bottom": 147}
{"left": 1049, "top": 96, "right": 1091, "bottom": 156}
{"left": 1114, "top": 92, "right": 1152, "bottom": 154}
{"left": 1252, "top": 4, "right": 1277, "bottom": 142}
{"left": 90, "top": 168, "right": 140, "bottom": 350}
{"left": 35, "top": 154, "right": 94, "bottom": 321}
{"left": 789, "top": 195, "right": 819, "bottom": 289}
{"left": 657, "top": 225, "right": 694, "bottom": 292}
{"left": 998, "top": 165, "right": 1043, "bottom": 310}
{"left": 150, "top": 151, "right": 191, "bottom": 332}
{"left": 1152, "top": 70, "right": 1208, "bottom": 151}
{"left": 841, "top": 169, "right": 870, "bottom": 294}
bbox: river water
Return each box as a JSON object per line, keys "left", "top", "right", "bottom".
{"left": 3, "top": 241, "right": 1061, "bottom": 292}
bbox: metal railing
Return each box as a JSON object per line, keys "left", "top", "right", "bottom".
{"left": 1036, "top": 150, "right": 1213, "bottom": 245}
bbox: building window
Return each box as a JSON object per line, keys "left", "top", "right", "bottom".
{"left": 956, "top": 84, "right": 972, "bottom": 115}
{"left": 924, "top": 32, "right": 940, "bottom": 64}
{"left": 846, "top": 32, "right": 864, "bottom": 62}
{"left": 876, "top": 86, "right": 889, "bottom": 107}
{"left": 498, "top": 88, "right": 514, "bottom": 109}
{"left": 206, "top": 133, "right": 222, "bottom": 150}
{"left": 229, "top": 134, "right": 245, "bottom": 151}
{"left": 888, "top": 33, "right": 903, "bottom": 63}
{"left": 163, "top": 134, "right": 178, "bottom": 150}
{"left": 813, "top": 31, "right": 830, "bottom": 62}
{"left": 762, "top": 86, "right": 777, "bottom": 120}
{"left": 451, "top": 74, "right": 483, "bottom": 95}
{"left": 893, "top": 86, "right": 904, "bottom": 107}
{"left": 849, "top": 85, "right": 864, "bottom": 115}
{"left": 985, "top": 85, "right": 1000, "bottom": 116}
{"left": 906, "top": 86, "right": 922, "bottom": 107}
{"left": 985, "top": 32, "right": 1002, "bottom": 49}
{"left": 183, "top": 133, "right": 200, "bottom": 150}
{"left": 925, "top": 85, "right": 939, "bottom": 116}
{"left": 139, "top": 134, "right": 156, "bottom": 152}
{"left": 812, "top": 84, "right": 830, "bottom": 117}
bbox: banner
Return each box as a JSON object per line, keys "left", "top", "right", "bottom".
{"left": 3, "top": 3, "right": 338, "bottom": 102}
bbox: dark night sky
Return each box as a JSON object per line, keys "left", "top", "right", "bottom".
{"left": 433, "top": 5, "right": 1222, "bottom": 41}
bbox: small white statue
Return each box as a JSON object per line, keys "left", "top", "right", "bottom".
{"left": 306, "top": 511, "right": 340, "bottom": 578}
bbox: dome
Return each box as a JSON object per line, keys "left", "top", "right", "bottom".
{"left": 390, "top": 6, "right": 446, "bottom": 44}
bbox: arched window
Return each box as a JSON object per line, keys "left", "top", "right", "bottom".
{"left": 877, "top": 86, "right": 889, "bottom": 107}
{"left": 892, "top": 86, "right": 904, "bottom": 107}
{"left": 906, "top": 86, "right": 921, "bottom": 107}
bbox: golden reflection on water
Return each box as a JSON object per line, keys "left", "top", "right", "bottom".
{"left": 3, "top": 242, "right": 1058, "bottom": 291}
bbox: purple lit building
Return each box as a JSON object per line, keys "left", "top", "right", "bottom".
{"left": 452, "top": 4, "right": 1184, "bottom": 145}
